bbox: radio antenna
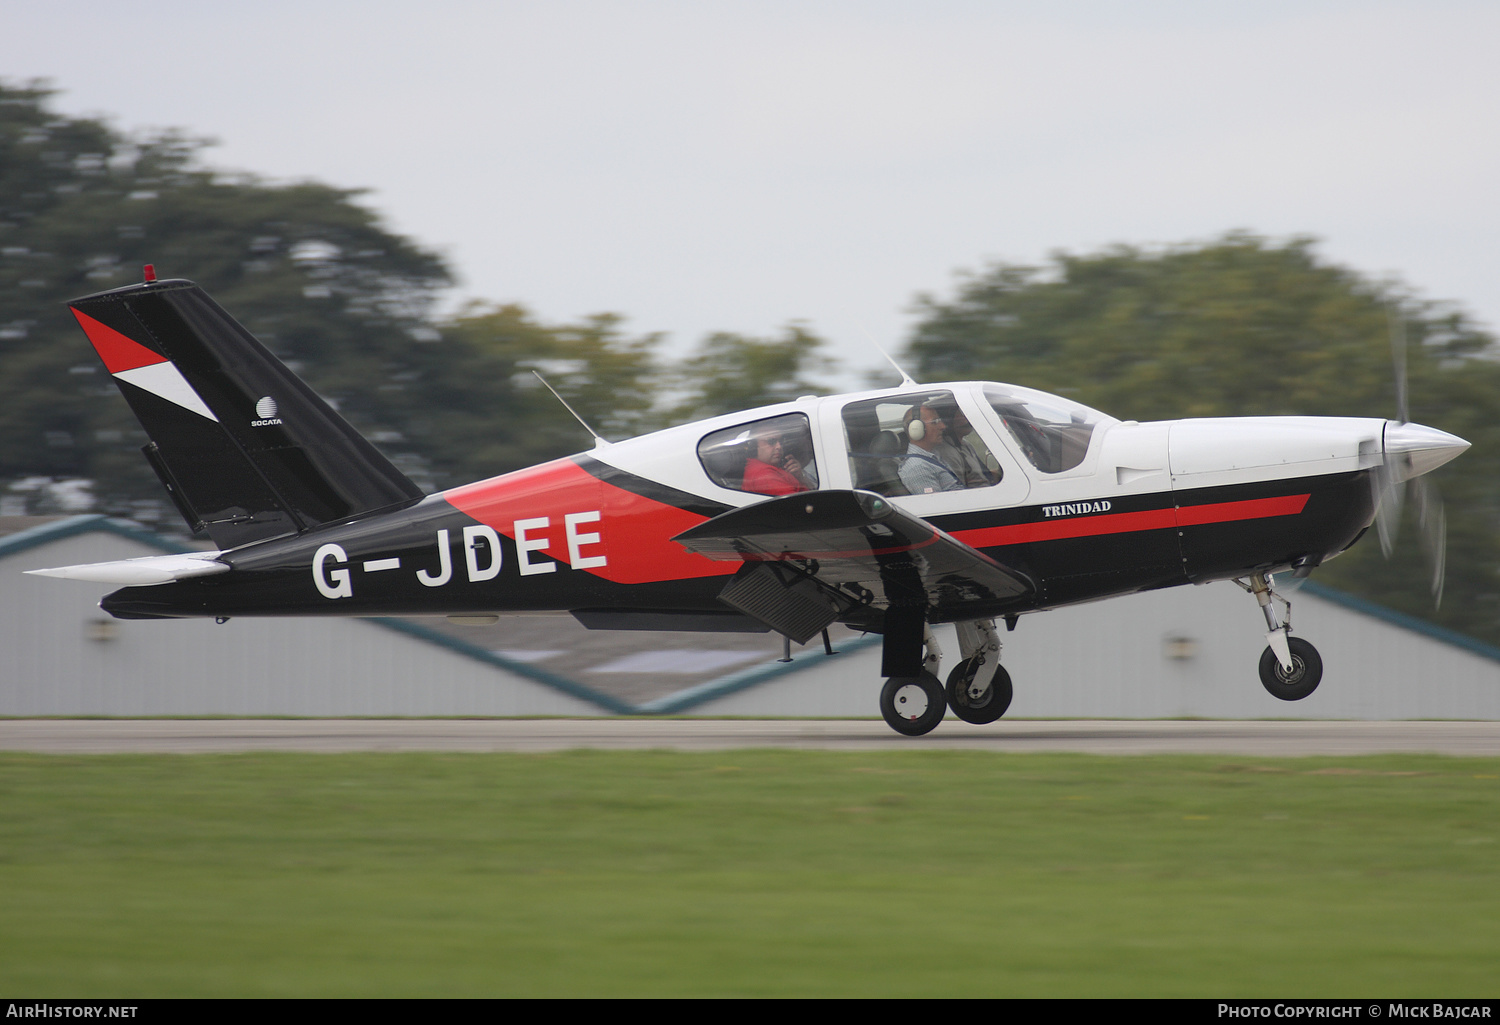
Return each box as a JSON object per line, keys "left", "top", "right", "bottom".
{"left": 532, "top": 371, "right": 610, "bottom": 446}
{"left": 870, "top": 336, "right": 918, "bottom": 388}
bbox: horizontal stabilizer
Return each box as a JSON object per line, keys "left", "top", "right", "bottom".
{"left": 25, "top": 551, "right": 229, "bottom": 585}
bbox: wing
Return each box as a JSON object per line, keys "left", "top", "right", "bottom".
{"left": 671, "top": 490, "right": 1034, "bottom": 642}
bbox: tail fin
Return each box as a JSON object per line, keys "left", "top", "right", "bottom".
{"left": 68, "top": 277, "right": 424, "bottom": 549}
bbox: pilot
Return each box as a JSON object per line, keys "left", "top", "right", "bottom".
{"left": 932, "top": 402, "right": 998, "bottom": 488}
{"left": 897, "top": 402, "right": 963, "bottom": 495}
{"left": 742, "top": 421, "right": 815, "bottom": 495}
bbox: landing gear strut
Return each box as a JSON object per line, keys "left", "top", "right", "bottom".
{"left": 946, "top": 619, "right": 1012, "bottom": 724}
{"left": 1238, "top": 572, "right": 1323, "bottom": 701}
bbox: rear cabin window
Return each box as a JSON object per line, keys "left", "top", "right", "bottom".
{"left": 841, "top": 391, "right": 1002, "bottom": 496}
{"left": 697, "top": 413, "right": 819, "bottom": 496}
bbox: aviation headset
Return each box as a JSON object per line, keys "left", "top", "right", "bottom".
{"left": 906, "top": 409, "right": 924, "bottom": 441}
{"left": 904, "top": 401, "right": 944, "bottom": 442}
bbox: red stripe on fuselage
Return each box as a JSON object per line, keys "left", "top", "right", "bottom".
{"left": 443, "top": 458, "right": 735, "bottom": 585}
{"left": 1175, "top": 493, "right": 1310, "bottom": 526}
{"left": 70, "top": 307, "right": 167, "bottom": 374}
{"left": 446, "top": 458, "right": 1310, "bottom": 585}
{"left": 951, "top": 493, "right": 1310, "bottom": 549}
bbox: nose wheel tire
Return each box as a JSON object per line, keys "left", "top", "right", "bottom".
{"left": 880, "top": 671, "right": 947, "bottom": 736}
{"left": 946, "top": 659, "right": 1013, "bottom": 724}
{"left": 1258, "top": 636, "right": 1323, "bottom": 701}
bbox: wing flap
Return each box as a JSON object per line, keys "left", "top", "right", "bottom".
{"left": 672, "top": 490, "right": 1034, "bottom": 626}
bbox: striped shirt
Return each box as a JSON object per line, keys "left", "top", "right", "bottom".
{"left": 897, "top": 447, "right": 963, "bottom": 494}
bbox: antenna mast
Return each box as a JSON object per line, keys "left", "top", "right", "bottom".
{"left": 860, "top": 328, "right": 918, "bottom": 387}
{"left": 532, "top": 371, "right": 610, "bottom": 446}
{"left": 875, "top": 342, "right": 918, "bottom": 388}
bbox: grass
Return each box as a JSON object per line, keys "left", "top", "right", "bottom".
{"left": 0, "top": 750, "right": 1496, "bottom": 997}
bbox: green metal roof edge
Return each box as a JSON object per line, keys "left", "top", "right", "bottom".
{"left": 0, "top": 514, "right": 195, "bottom": 559}
{"left": 1299, "top": 580, "right": 1500, "bottom": 665}
{"left": 639, "top": 634, "right": 882, "bottom": 714}
{"left": 359, "top": 617, "right": 635, "bottom": 714}
{"left": 3, "top": 514, "right": 630, "bottom": 714}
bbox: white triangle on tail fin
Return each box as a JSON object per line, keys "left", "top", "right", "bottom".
{"left": 114, "top": 362, "right": 219, "bottom": 422}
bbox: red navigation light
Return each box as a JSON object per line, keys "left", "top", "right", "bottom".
{"left": 143, "top": 264, "right": 157, "bottom": 283}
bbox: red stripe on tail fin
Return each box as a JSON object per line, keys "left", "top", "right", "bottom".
{"left": 70, "top": 307, "right": 167, "bottom": 374}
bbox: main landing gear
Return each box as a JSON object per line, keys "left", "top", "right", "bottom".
{"left": 879, "top": 673, "right": 946, "bottom": 737}
{"left": 1238, "top": 572, "right": 1323, "bottom": 701}
{"left": 879, "top": 618, "right": 1012, "bottom": 736}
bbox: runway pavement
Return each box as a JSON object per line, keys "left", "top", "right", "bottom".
{"left": 2, "top": 718, "right": 1499, "bottom": 755}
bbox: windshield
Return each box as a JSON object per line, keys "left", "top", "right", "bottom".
{"left": 983, "top": 384, "right": 1110, "bottom": 473}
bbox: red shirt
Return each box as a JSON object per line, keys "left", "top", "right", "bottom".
{"left": 742, "top": 458, "right": 810, "bottom": 496}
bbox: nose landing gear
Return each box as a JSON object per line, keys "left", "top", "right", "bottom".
{"left": 1238, "top": 572, "right": 1323, "bottom": 701}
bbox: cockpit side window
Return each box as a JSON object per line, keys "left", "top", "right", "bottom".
{"left": 983, "top": 384, "right": 1102, "bottom": 473}
{"left": 697, "top": 413, "right": 819, "bottom": 496}
{"left": 841, "top": 391, "right": 1003, "bottom": 496}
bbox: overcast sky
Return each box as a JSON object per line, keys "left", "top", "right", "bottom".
{"left": 6, "top": 1, "right": 1498, "bottom": 385}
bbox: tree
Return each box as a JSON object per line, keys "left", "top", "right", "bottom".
{"left": 0, "top": 80, "right": 452, "bottom": 521}
{"left": 433, "top": 313, "right": 839, "bottom": 481}
{"left": 0, "top": 81, "right": 847, "bottom": 521}
{"left": 430, "top": 304, "right": 666, "bottom": 485}
{"left": 905, "top": 234, "right": 1500, "bottom": 643}
{"left": 665, "top": 324, "right": 835, "bottom": 423}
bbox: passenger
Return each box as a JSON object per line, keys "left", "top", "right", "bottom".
{"left": 742, "top": 421, "right": 815, "bottom": 495}
{"left": 897, "top": 403, "right": 963, "bottom": 495}
{"left": 933, "top": 403, "right": 998, "bottom": 487}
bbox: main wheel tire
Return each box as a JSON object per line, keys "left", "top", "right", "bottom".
{"left": 946, "top": 659, "right": 1013, "bottom": 724}
{"left": 1258, "top": 636, "right": 1323, "bottom": 701}
{"left": 880, "top": 671, "right": 947, "bottom": 736}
